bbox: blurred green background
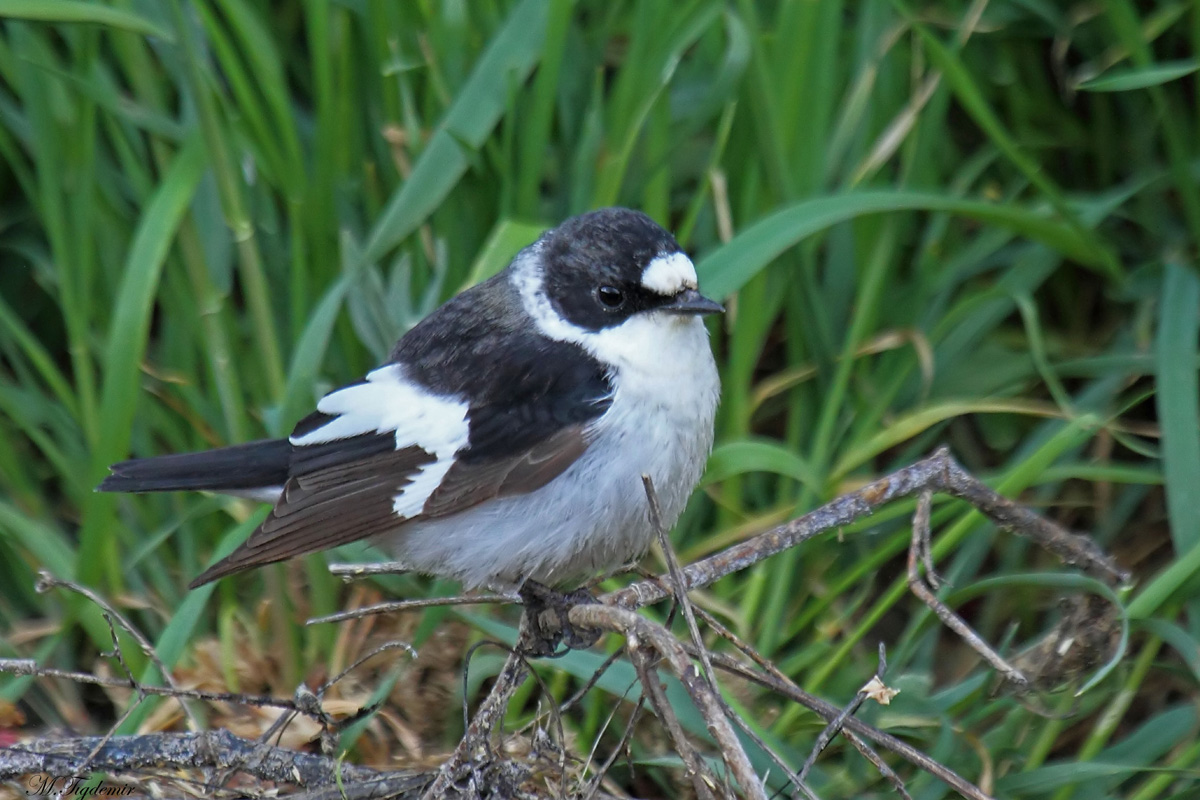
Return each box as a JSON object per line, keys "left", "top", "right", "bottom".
{"left": 1, "top": 0, "right": 1198, "bottom": 797}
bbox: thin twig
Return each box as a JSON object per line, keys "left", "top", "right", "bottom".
{"left": 608, "top": 448, "right": 1127, "bottom": 611}
{"left": 644, "top": 474, "right": 720, "bottom": 690}
{"left": 327, "top": 561, "right": 413, "bottom": 578}
{"left": 570, "top": 603, "right": 768, "bottom": 800}
{"left": 421, "top": 627, "right": 533, "bottom": 799}
{"left": 36, "top": 572, "right": 203, "bottom": 730}
{"left": 694, "top": 649, "right": 991, "bottom": 800}
{"left": 799, "top": 643, "right": 890, "bottom": 780}
{"left": 723, "top": 708, "right": 818, "bottom": 800}
{"left": 0, "top": 658, "right": 315, "bottom": 714}
{"left": 647, "top": 475, "right": 810, "bottom": 798}
{"left": 630, "top": 642, "right": 721, "bottom": 800}
{"left": 685, "top": 606, "right": 911, "bottom": 799}
{"left": 67, "top": 613, "right": 159, "bottom": 793}
{"left": 212, "top": 641, "right": 419, "bottom": 793}
{"left": 556, "top": 644, "right": 627, "bottom": 718}
{"left": 580, "top": 680, "right": 645, "bottom": 800}
{"left": 579, "top": 602, "right": 681, "bottom": 798}
{"left": 307, "top": 592, "right": 517, "bottom": 626}
{"left": 840, "top": 732, "right": 913, "bottom": 800}
{"left": 907, "top": 490, "right": 1029, "bottom": 688}
{"left": 321, "top": 639, "right": 417, "bottom": 695}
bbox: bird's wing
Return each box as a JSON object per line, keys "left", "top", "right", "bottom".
{"left": 190, "top": 355, "right": 611, "bottom": 587}
{"left": 420, "top": 417, "right": 591, "bottom": 517}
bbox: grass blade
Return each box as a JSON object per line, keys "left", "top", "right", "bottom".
{"left": 0, "top": 0, "right": 172, "bottom": 39}
{"left": 698, "top": 190, "right": 1116, "bottom": 300}
{"left": 1078, "top": 59, "right": 1200, "bottom": 92}
{"left": 1154, "top": 261, "right": 1200, "bottom": 553}
{"left": 78, "top": 133, "right": 207, "bottom": 591}
{"left": 364, "top": 0, "right": 548, "bottom": 261}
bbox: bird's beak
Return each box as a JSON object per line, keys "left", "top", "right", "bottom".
{"left": 662, "top": 288, "right": 724, "bottom": 315}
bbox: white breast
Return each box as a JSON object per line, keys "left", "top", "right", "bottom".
{"left": 389, "top": 314, "right": 719, "bottom": 589}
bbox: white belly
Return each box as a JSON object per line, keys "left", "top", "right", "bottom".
{"left": 385, "top": 316, "right": 720, "bottom": 589}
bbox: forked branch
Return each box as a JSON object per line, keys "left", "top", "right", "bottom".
{"left": 610, "top": 446, "right": 1126, "bottom": 612}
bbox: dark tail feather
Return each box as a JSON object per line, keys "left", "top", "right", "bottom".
{"left": 98, "top": 439, "right": 291, "bottom": 494}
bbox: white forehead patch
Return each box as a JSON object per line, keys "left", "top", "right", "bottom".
{"left": 641, "top": 252, "right": 697, "bottom": 295}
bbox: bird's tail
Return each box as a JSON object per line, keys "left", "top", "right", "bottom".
{"left": 98, "top": 439, "right": 291, "bottom": 496}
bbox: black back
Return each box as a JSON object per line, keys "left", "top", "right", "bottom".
{"left": 390, "top": 275, "right": 613, "bottom": 460}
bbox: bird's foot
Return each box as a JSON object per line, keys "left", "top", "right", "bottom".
{"left": 517, "top": 581, "right": 601, "bottom": 657}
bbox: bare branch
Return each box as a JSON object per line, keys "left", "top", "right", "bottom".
{"left": 0, "top": 729, "right": 398, "bottom": 786}
{"left": 799, "top": 643, "right": 892, "bottom": 780}
{"left": 307, "top": 592, "right": 518, "bottom": 626}
{"left": 569, "top": 603, "right": 767, "bottom": 800}
{"left": 643, "top": 474, "right": 719, "bottom": 689}
{"left": 36, "top": 571, "right": 203, "bottom": 730}
{"left": 421, "top": 632, "right": 533, "bottom": 799}
{"left": 0, "top": 659, "right": 313, "bottom": 715}
{"left": 630, "top": 643, "right": 721, "bottom": 800}
{"left": 723, "top": 708, "right": 818, "bottom": 800}
{"left": 580, "top": 680, "right": 645, "bottom": 799}
{"left": 646, "top": 474, "right": 800, "bottom": 798}
{"left": 607, "top": 448, "right": 1127, "bottom": 611}
{"left": 667, "top": 602, "right": 986, "bottom": 800}
{"left": 327, "top": 561, "right": 414, "bottom": 578}
{"left": 693, "top": 649, "right": 994, "bottom": 800}
{"left": 907, "top": 490, "right": 1030, "bottom": 688}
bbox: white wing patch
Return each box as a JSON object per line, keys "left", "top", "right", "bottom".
{"left": 640, "top": 252, "right": 697, "bottom": 295}
{"left": 289, "top": 364, "right": 470, "bottom": 519}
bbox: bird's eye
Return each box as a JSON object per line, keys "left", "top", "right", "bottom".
{"left": 597, "top": 285, "right": 625, "bottom": 309}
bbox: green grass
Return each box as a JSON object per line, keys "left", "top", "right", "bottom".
{"left": 1, "top": 1, "right": 1198, "bottom": 797}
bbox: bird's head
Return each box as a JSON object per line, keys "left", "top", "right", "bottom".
{"left": 533, "top": 208, "right": 724, "bottom": 334}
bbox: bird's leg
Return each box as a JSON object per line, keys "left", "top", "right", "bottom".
{"left": 517, "top": 580, "right": 601, "bottom": 656}
{"left": 516, "top": 581, "right": 559, "bottom": 657}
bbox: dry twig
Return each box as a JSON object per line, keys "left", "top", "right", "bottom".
{"left": 0, "top": 729, "right": 413, "bottom": 788}
{"left": 681, "top": 606, "right": 916, "bottom": 799}
{"left": 799, "top": 644, "right": 893, "bottom": 782}
{"left": 570, "top": 603, "right": 766, "bottom": 800}
{"left": 609, "top": 447, "right": 1126, "bottom": 611}
{"left": 907, "top": 490, "right": 1030, "bottom": 688}
{"left": 308, "top": 592, "right": 518, "bottom": 626}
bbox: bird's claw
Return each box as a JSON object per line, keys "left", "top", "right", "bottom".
{"left": 517, "top": 582, "right": 601, "bottom": 657}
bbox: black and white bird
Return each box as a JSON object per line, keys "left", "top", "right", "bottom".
{"left": 100, "top": 208, "right": 722, "bottom": 592}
